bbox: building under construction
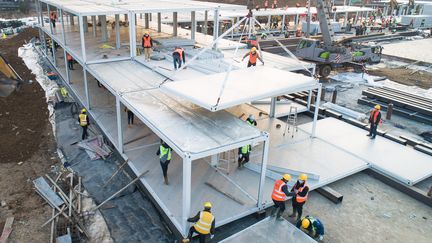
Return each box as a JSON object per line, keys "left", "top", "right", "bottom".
{"left": 32, "top": 0, "right": 432, "bottom": 240}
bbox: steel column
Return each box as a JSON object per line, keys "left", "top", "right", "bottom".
{"left": 213, "top": 9, "right": 220, "bottom": 49}
{"left": 79, "top": 15, "right": 87, "bottom": 63}
{"left": 129, "top": 12, "right": 136, "bottom": 58}
{"left": 115, "top": 14, "right": 121, "bottom": 49}
{"left": 307, "top": 89, "right": 313, "bottom": 110}
{"left": 63, "top": 49, "right": 70, "bottom": 84}
{"left": 157, "top": 13, "right": 162, "bottom": 32}
{"left": 83, "top": 67, "right": 90, "bottom": 108}
{"left": 47, "top": 4, "right": 53, "bottom": 34}
{"left": 51, "top": 39, "right": 57, "bottom": 67}
{"left": 116, "top": 96, "right": 124, "bottom": 153}
{"left": 91, "top": 16, "right": 97, "bottom": 37}
{"left": 182, "top": 156, "right": 192, "bottom": 236}
{"left": 173, "top": 12, "right": 178, "bottom": 37}
{"left": 83, "top": 16, "right": 88, "bottom": 33}
{"left": 257, "top": 134, "right": 270, "bottom": 209}
{"left": 204, "top": 10, "right": 208, "bottom": 35}
{"left": 70, "top": 14, "right": 74, "bottom": 26}
{"left": 145, "top": 13, "right": 149, "bottom": 29}
{"left": 282, "top": 14, "right": 286, "bottom": 31}
{"left": 59, "top": 9, "right": 66, "bottom": 44}
{"left": 100, "top": 15, "right": 108, "bottom": 42}
{"left": 39, "top": 1, "right": 44, "bottom": 27}
{"left": 269, "top": 97, "right": 276, "bottom": 118}
{"left": 311, "top": 84, "right": 322, "bottom": 137}
{"left": 191, "top": 11, "right": 196, "bottom": 40}
{"left": 306, "top": 0, "right": 311, "bottom": 37}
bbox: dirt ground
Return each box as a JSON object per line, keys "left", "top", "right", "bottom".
{"left": 0, "top": 28, "right": 55, "bottom": 242}
{"left": 368, "top": 67, "right": 432, "bottom": 89}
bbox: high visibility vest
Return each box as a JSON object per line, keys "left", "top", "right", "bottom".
{"left": 79, "top": 114, "right": 88, "bottom": 126}
{"left": 193, "top": 211, "right": 214, "bottom": 235}
{"left": 295, "top": 182, "right": 309, "bottom": 203}
{"left": 370, "top": 110, "right": 381, "bottom": 123}
{"left": 240, "top": 144, "right": 250, "bottom": 154}
{"left": 174, "top": 48, "right": 183, "bottom": 60}
{"left": 246, "top": 119, "right": 254, "bottom": 126}
{"left": 142, "top": 35, "right": 152, "bottom": 47}
{"left": 160, "top": 146, "right": 171, "bottom": 161}
{"left": 67, "top": 54, "right": 72, "bottom": 61}
{"left": 272, "top": 179, "right": 286, "bottom": 201}
{"left": 249, "top": 52, "right": 258, "bottom": 64}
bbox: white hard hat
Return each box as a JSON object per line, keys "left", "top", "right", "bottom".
{"left": 248, "top": 114, "right": 255, "bottom": 120}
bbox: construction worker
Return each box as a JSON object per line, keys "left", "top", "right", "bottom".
{"left": 156, "top": 140, "right": 172, "bottom": 185}
{"left": 367, "top": 104, "right": 382, "bottom": 139}
{"left": 124, "top": 107, "right": 134, "bottom": 126}
{"left": 78, "top": 108, "right": 90, "bottom": 140}
{"left": 186, "top": 202, "right": 215, "bottom": 243}
{"left": 246, "top": 32, "right": 258, "bottom": 48}
{"left": 246, "top": 114, "right": 257, "bottom": 126}
{"left": 172, "top": 47, "right": 186, "bottom": 70}
{"left": 66, "top": 53, "right": 74, "bottom": 70}
{"left": 242, "top": 47, "right": 264, "bottom": 68}
{"left": 270, "top": 174, "right": 295, "bottom": 220}
{"left": 238, "top": 144, "right": 251, "bottom": 168}
{"left": 297, "top": 215, "right": 324, "bottom": 240}
{"left": 50, "top": 11, "right": 57, "bottom": 29}
{"left": 141, "top": 31, "right": 153, "bottom": 61}
{"left": 289, "top": 173, "right": 309, "bottom": 221}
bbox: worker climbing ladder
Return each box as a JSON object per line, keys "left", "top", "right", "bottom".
{"left": 283, "top": 106, "right": 298, "bottom": 138}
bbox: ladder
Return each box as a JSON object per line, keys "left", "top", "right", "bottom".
{"left": 283, "top": 106, "right": 298, "bottom": 138}
{"left": 316, "top": 0, "right": 335, "bottom": 47}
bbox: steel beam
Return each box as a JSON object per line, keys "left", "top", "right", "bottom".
{"left": 269, "top": 97, "right": 276, "bottom": 118}
{"left": 116, "top": 96, "right": 124, "bottom": 153}
{"left": 51, "top": 39, "right": 57, "bottom": 67}
{"left": 204, "top": 10, "right": 208, "bottom": 35}
{"left": 129, "top": 12, "right": 136, "bottom": 58}
{"left": 257, "top": 133, "right": 270, "bottom": 209}
{"left": 311, "top": 84, "right": 322, "bottom": 137}
{"left": 83, "top": 67, "right": 90, "bottom": 108}
{"left": 213, "top": 8, "right": 220, "bottom": 49}
{"left": 79, "top": 16, "right": 87, "bottom": 63}
{"left": 115, "top": 14, "right": 121, "bottom": 49}
{"left": 70, "top": 14, "right": 74, "bottom": 25}
{"left": 182, "top": 156, "right": 192, "bottom": 236}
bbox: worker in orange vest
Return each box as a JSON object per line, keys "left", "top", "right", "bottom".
{"left": 141, "top": 31, "right": 153, "bottom": 61}
{"left": 367, "top": 104, "right": 382, "bottom": 139}
{"left": 50, "top": 11, "right": 57, "bottom": 29}
{"left": 289, "top": 173, "right": 309, "bottom": 221}
{"left": 172, "top": 47, "right": 186, "bottom": 70}
{"left": 270, "top": 174, "right": 295, "bottom": 220}
{"left": 242, "top": 47, "right": 264, "bottom": 67}
{"left": 66, "top": 53, "right": 74, "bottom": 70}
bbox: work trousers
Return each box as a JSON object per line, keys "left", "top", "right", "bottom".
{"left": 292, "top": 200, "right": 305, "bottom": 220}
{"left": 272, "top": 199, "right": 286, "bottom": 212}
{"left": 51, "top": 19, "right": 56, "bottom": 28}
{"left": 144, "top": 47, "right": 152, "bottom": 60}
{"left": 247, "top": 61, "right": 256, "bottom": 67}
{"left": 127, "top": 110, "right": 134, "bottom": 125}
{"left": 81, "top": 126, "right": 88, "bottom": 140}
{"left": 369, "top": 124, "right": 378, "bottom": 138}
{"left": 188, "top": 226, "right": 208, "bottom": 243}
{"left": 160, "top": 160, "right": 170, "bottom": 177}
{"left": 173, "top": 55, "right": 182, "bottom": 69}
{"left": 238, "top": 152, "right": 250, "bottom": 167}
{"left": 68, "top": 60, "right": 74, "bottom": 70}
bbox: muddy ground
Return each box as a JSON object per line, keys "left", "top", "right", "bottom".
{"left": 368, "top": 67, "right": 432, "bottom": 89}
{"left": 0, "top": 28, "right": 54, "bottom": 242}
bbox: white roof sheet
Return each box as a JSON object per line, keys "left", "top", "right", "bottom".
{"left": 161, "top": 66, "right": 317, "bottom": 111}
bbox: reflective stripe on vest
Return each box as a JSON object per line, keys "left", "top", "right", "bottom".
{"left": 174, "top": 48, "right": 183, "bottom": 60}
{"left": 240, "top": 144, "right": 250, "bottom": 154}
{"left": 246, "top": 119, "right": 254, "bottom": 126}
{"left": 370, "top": 110, "right": 380, "bottom": 123}
{"left": 194, "top": 211, "right": 214, "bottom": 235}
{"left": 160, "top": 146, "right": 171, "bottom": 161}
{"left": 249, "top": 52, "right": 258, "bottom": 64}
{"left": 143, "top": 35, "right": 151, "bottom": 47}
{"left": 272, "top": 179, "right": 286, "bottom": 201}
{"left": 295, "top": 182, "right": 309, "bottom": 203}
{"left": 79, "top": 114, "right": 87, "bottom": 126}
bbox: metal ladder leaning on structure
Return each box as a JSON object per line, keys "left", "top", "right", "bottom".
{"left": 283, "top": 106, "right": 298, "bottom": 138}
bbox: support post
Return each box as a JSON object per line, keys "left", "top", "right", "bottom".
{"left": 213, "top": 8, "right": 220, "bottom": 49}
{"left": 269, "top": 97, "right": 276, "bottom": 118}
{"left": 36, "top": 0, "right": 40, "bottom": 25}
{"left": 311, "top": 84, "right": 322, "bottom": 137}
{"left": 210, "top": 154, "right": 218, "bottom": 167}
{"left": 83, "top": 16, "right": 88, "bottom": 33}
{"left": 47, "top": 4, "right": 53, "bottom": 34}
{"left": 91, "top": 16, "right": 96, "bottom": 37}
{"left": 51, "top": 40, "right": 57, "bottom": 67}
{"left": 282, "top": 14, "right": 286, "bottom": 31}
{"left": 129, "top": 12, "right": 137, "bottom": 58}
{"left": 83, "top": 67, "right": 90, "bottom": 108}
{"left": 59, "top": 9, "right": 66, "bottom": 44}
{"left": 116, "top": 96, "right": 123, "bottom": 153}
{"left": 267, "top": 15, "right": 271, "bottom": 28}
{"left": 63, "top": 49, "right": 70, "bottom": 84}
{"left": 79, "top": 15, "right": 87, "bottom": 63}
{"left": 257, "top": 135, "right": 269, "bottom": 209}
{"left": 115, "top": 14, "right": 121, "bottom": 49}
{"left": 173, "top": 12, "right": 178, "bottom": 37}
{"left": 204, "top": 10, "right": 208, "bottom": 35}
{"left": 344, "top": 12, "right": 348, "bottom": 28}
{"left": 307, "top": 89, "right": 313, "bottom": 110}
{"left": 100, "top": 15, "right": 108, "bottom": 42}
{"left": 191, "top": 11, "right": 196, "bottom": 40}
{"left": 182, "top": 156, "right": 192, "bottom": 236}
{"left": 306, "top": 0, "right": 311, "bottom": 37}
{"left": 157, "top": 13, "right": 162, "bottom": 32}
{"left": 145, "top": 13, "right": 149, "bottom": 29}
{"left": 39, "top": 1, "right": 44, "bottom": 27}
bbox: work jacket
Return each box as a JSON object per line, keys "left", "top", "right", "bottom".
{"left": 369, "top": 109, "right": 381, "bottom": 126}
{"left": 67, "top": 54, "right": 73, "bottom": 61}
{"left": 292, "top": 180, "right": 309, "bottom": 204}
{"left": 296, "top": 216, "right": 325, "bottom": 236}
{"left": 78, "top": 113, "right": 89, "bottom": 127}
{"left": 239, "top": 144, "right": 251, "bottom": 155}
{"left": 246, "top": 118, "right": 257, "bottom": 126}
{"left": 188, "top": 210, "right": 215, "bottom": 235}
{"left": 173, "top": 48, "right": 185, "bottom": 61}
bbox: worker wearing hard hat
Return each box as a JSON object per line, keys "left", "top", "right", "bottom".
{"left": 242, "top": 47, "right": 264, "bottom": 67}
{"left": 271, "top": 174, "right": 295, "bottom": 220}
{"left": 78, "top": 108, "right": 90, "bottom": 140}
{"left": 185, "top": 202, "right": 215, "bottom": 243}
{"left": 156, "top": 140, "right": 172, "bottom": 185}
{"left": 289, "top": 173, "right": 309, "bottom": 221}
{"left": 142, "top": 31, "right": 153, "bottom": 61}
{"left": 296, "top": 215, "right": 325, "bottom": 241}
{"left": 367, "top": 104, "right": 382, "bottom": 139}
{"left": 172, "top": 46, "right": 186, "bottom": 70}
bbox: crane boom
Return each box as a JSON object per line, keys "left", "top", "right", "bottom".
{"left": 316, "top": 0, "right": 335, "bottom": 47}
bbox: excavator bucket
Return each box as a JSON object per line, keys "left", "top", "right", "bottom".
{"left": 0, "top": 53, "right": 23, "bottom": 97}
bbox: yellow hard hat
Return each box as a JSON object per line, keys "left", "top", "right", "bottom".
{"left": 81, "top": 108, "right": 87, "bottom": 113}
{"left": 299, "top": 173, "right": 308, "bottom": 181}
{"left": 251, "top": 47, "right": 257, "bottom": 52}
{"left": 144, "top": 31, "right": 149, "bottom": 35}
{"left": 204, "top": 202, "right": 212, "bottom": 209}
{"left": 301, "top": 218, "right": 310, "bottom": 229}
{"left": 282, "top": 174, "right": 291, "bottom": 181}
{"left": 374, "top": 105, "right": 381, "bottom": 110}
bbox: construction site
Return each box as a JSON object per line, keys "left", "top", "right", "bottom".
{"left": 0, "top": 0, "right": 431, "bottom": 242}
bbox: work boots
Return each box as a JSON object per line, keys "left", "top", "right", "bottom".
{"left": 276, "top": 210, "right": 284, "bottom": 221}
{"left": 164, "top": 176, "right": 169, "bottom": 185}
{"left": 270, "top": 207, "right": 279, "bottom": 217}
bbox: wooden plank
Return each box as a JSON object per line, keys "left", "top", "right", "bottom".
{"left": 0, "top": 217, "right": 14, "bottom": 243}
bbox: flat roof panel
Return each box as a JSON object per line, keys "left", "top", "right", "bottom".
{"left": 161, "top": 66, "right": 317, "bottom": 111}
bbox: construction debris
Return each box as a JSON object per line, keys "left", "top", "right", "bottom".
{"left": 77, "top": 136, "right": 112, "bottom": 160}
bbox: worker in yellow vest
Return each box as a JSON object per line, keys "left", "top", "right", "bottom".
{"left": 156, "top": 140, "right": 172, "bottom": 185}
{"left": 185, "top": 202, "right": 215, "bottom": 243}
{"left": 78, "top": 108, "right": 90, "bottom": 140}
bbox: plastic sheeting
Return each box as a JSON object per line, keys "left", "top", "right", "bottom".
{"left": 161, "top": 66, "right": 317, "bottom": 111}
